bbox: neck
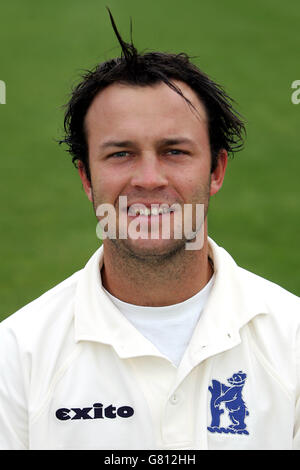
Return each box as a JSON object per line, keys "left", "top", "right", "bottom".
{"left": 101, "top": 236, "right": 213, "bottom": 307}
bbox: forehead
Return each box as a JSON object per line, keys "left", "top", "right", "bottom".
{"left": 84, "top": 80, "right": 209, "bottom": 142}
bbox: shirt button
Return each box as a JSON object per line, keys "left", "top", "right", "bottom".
{"left": 170, "top": 393, "right": 180, "bottom": 405}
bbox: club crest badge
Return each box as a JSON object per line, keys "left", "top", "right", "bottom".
{"left": 207, "top": 370, "right": 249, "bottom": 435}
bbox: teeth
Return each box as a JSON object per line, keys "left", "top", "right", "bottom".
{"left": 128, "top": 206, "right": 174, "bottom": 216}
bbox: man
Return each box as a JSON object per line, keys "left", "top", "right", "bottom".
{"left": 0, "top": 13, "right": 299, "bottom": 450}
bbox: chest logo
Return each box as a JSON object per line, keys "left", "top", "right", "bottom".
{"left": 207, "top": 371, "right": 249, "bottom": 435}
{"left": 56, "top": 402, "right": 134, "bottom": 421}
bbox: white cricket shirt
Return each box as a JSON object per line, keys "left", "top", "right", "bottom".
{"left": 0, "top": 238, "right": 299, "bottom": 450}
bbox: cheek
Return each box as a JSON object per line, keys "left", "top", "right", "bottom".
{"left": 90, "top": 168, "right": 126, "bottom": 206}
{"left": 181, "top": 173, "right": 211, "bottom": 201}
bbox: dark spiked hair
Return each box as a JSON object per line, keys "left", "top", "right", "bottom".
{"left": 59, "top": 8, "right": 246, "bottom": 180}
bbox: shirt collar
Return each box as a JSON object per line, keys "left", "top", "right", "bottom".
{"left": 74, "top": 238, "right": 268, "bottom": 358}
{"left": 74, "top": 244, "right": 161, "bottom": 358}
{"left": 206, "top": 237, "right": 267, "bottom": 331}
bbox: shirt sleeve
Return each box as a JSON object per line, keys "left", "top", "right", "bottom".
{"left": 0, "top": 322, "right": 29, "bottom": 449}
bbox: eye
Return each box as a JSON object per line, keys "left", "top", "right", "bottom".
{"left": 110, "top": 151, "right": 130, "bottom": 158}
{"left": 166, "top": 149, "right": 188, "bottom": 156}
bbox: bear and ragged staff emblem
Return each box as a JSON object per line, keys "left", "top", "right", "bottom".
{"left": 207, "top": 371, "right": 249, "bottom": 435}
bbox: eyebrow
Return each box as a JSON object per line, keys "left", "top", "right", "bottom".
{"left": 157, "top": 137, "right": 195, "bottom": 147}
{"left": 99, "top": 137, "right": 195, "bottom": 149}
{"left": 100, "top": 140, "right": 135, "bottom": 149}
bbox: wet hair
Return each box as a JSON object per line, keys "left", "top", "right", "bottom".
{"left": 59, "top": 8, "right": 246, "bottom": 180}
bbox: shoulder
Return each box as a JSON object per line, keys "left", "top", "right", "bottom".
{"left": 210, "top": 238, "right": 299, "bottom": 315}
{"left": 235, "top": 266, "right": 300, "bottom": 353}
{"left": 210, "top": 238, "right": 300, "bottom": 337}
{"left": 237, "top": 266, "right": 299, "bottom": 314}
{"left": 0, "top": 270, "right": 82, "bottom": 350}
{"left": 0, "top": 269, "right": 86, "bottom": 431}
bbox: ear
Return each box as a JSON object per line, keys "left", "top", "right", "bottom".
{"left": 78, "top": 161, "right": 93, "bottom": 202}
{"left": 210, "top": 149, "right": 228, "bottom": 196}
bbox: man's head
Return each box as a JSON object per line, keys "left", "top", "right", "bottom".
{"left": 60, "top": 12, "right": 245, "bottom": 182}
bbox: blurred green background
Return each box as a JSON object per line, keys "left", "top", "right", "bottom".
{"left": 0, "top": 0, "right": 299, "bottom": 321}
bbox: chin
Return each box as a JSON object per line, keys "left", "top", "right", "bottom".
{"left": 113, "top": 237, "right": 187, "bottom": 262}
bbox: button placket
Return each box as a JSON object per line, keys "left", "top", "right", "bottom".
{"left": 161, "top": 377, "right": 198, "bottom": 446}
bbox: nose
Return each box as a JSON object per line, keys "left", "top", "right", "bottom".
{"left": 130, "top": 153, "right": 168, "bottom": 190}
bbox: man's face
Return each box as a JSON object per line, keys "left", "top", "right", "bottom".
{"left": 80, "top": 80, "right": 227, "bottom": 258}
